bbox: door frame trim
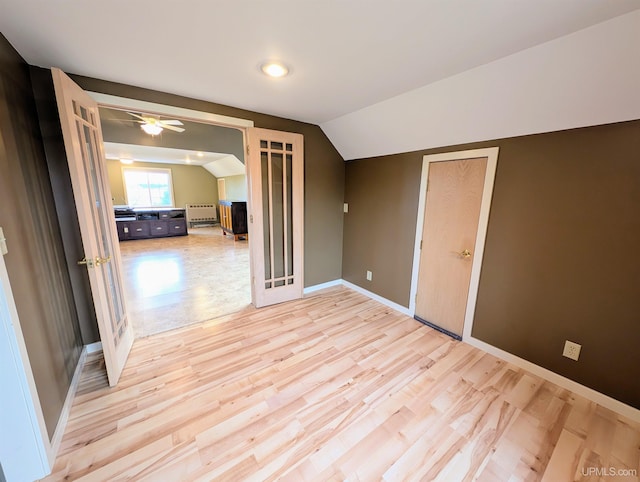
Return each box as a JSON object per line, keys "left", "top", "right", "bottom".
{"left": 88, "top": 93, "right": 255, "bottom": 129}
{"left": 408, "top": 147, "right": 499, "bottom": 340}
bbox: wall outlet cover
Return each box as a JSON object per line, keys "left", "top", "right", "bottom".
{"left": 562, "top": 340, "right": 581, "bottom": 361}
{"left": 366, "top": 270, "right": 372, "bottom": 281}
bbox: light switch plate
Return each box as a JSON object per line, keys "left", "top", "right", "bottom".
{"left": 343, "top": 203, "right": 349, "bottom": 213}
{"left": 0, "top": 227, "right": 7, "bottom": 255}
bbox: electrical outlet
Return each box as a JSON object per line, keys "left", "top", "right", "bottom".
{"left": 343, "top": 203, "right": 349, "bottom": 213}
{"left": 366, "top": 270, "right": 372, "bottom": 281}
{"left": 562, "top": 340, "right": 581, "bottom": 361}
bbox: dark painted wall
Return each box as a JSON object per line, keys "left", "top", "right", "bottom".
{"left": 99, "top": 107, "right": 245, "bottom": 162}
{"left": 71, "top": 75, "right": 345, "bottom": 287}
{"left": 343, "top": 120, "right": 640, "bottom": 409}
{"left": 0, "top": 35, "right": 83, "bottom": 437}
{"left": 30, "top": 66, "right": 99, "bottom": 344}
{"left": 343, "top": 154, "right": 421, "bottom": 306}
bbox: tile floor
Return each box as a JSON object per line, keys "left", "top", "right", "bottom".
{"left": 118, "top": 226, "right": 251, "bottom": 337}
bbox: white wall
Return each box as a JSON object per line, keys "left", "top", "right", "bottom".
{"left": 321, "top": 10, "right": 640, "bottom": 160}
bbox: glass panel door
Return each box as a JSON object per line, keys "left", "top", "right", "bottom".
{"left": 52, "top": 68, "right": 133, "bottom": 386}
{"left": 248, "top": 129, "right": 303, "bottom": 307}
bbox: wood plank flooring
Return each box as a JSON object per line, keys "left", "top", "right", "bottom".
{"left": 43, "top": 287, "right": 640, "bottom": 481}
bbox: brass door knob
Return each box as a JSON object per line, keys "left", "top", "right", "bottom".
{"left": 458, "top": 249, "right": 472, "bottom": 259}
{"left": 95, "top": 256, "right": 111, "bottom": 266}
{"left": 78, "top": 256, "right": 111, "bottom": 267}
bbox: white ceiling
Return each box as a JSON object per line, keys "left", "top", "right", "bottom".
{"left": 103, "top": 142, "right": 227, "bottom": 166}
{"left": 104, "top": 142, "right": 245, "bottom": 177}
{"left": 1, "top": 0, "right": 638, "bottom": 127}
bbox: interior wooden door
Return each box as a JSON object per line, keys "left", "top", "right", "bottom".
{"left": 247, "top": 128, "right": 304, "bottom": 307}
{"left": 415, "top": 157, "right": 488, "bottom": 338}
{"left": 52, "top": 68, "right": 133, "bottom": 386}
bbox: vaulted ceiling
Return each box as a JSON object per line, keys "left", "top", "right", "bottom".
{"left": 1, "top": 1, "right": 639, "bottom": 160}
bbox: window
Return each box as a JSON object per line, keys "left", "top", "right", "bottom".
{"left": 123, "top": 167, "right": 174, "bottom": 208}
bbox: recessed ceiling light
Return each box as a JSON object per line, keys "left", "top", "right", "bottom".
{"left": 196, "top": 152, "right": 204, "bottom": 157}
{"left": 261, "top": 61, "right": 289, "bottom": 78}
{"left": 120, "top": 158, "right": 134, "bottom": 165}
{"left": 185, "top": 159, "right": 192, "bottom": 164}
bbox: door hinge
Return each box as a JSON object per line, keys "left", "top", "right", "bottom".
{"left": 250, "top": 214, "right": 253, "bottom": 223}
{"left": 246, "top": 144, "right": 250, "bottom": 155}
{"left": 420, "top": 240, "right": 423, "bottom": 250}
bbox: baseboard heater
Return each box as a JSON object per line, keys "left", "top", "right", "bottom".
{"left": 414, "top": 315, "right": 462, "bottom": 341}
{"left": 186, "top": 204, "right": 218, "bottom": 228}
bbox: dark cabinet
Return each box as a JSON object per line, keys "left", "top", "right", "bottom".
{"left": 150, "top": 221, "right": 169, "bottom": 236}
{"left": 219, "top": 200, "right": 248, "bottom": 240}
{"left": 129, "top": 221, "right": 151, "bottom": 239}
{"left": 168, "top": 219, "right": 187, "bottom": 235}
{"left": 116, "top": 209, "right": 187, "bottom": 241}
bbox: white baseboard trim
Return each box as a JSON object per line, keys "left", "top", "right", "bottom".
{"left": 335, "top": 279, "right": 640, "bottom": 422}
{"left": 303, "top": 279, "right": 343, "bottom": 294}
{"left": 465, "top": 335, "right": 640, "bottom": 422}
{"left": 85, "top": 341, "right": 103, "bottom": 354}
{"left": 341, "top": 280, "right": 412, "bottom": 316}
{"left": 48, "top": 345, "right": 88, "bottom": 463}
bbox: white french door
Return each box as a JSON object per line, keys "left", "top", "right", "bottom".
{"left": 52, "top": 68, "right": 133, "bottom": 386}
{"left": 247, "top": 128, "right": 304, "bottom": 307}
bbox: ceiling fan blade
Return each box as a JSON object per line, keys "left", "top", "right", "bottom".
{"left": 160, "top": 119, "right": 184, "bottom": 126}
{"left": 162, "top": 124, "right": 185, "bottom": 133}
{"left": 126, "top": 112, "right": 147, "bottom": 121}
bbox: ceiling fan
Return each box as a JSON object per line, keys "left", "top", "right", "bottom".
{"left": 126, "top": 112, "right": 185, "bottom": 135}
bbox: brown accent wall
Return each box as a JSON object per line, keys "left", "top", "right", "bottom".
{"left": 0, "top": 35, "right": 83, "bottom": 437}
{"left": 343, "top": 120, "right": 640, "bottom": 409}
{"left": 342, "top": 153, "right": 422, "bottom": 306}
{"left": 70, "top": 75, "right": 346, "bottom": 287}
{"left": 30, "top": 66, "right": 99, "bottom": 344}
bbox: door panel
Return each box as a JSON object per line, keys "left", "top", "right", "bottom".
{"left": 415, "top": 157, "right": 487, "bottom": 337}
{"left": 52, "top": 68, "right": 133, "bottom": 386}
{"left": 248, "top": 128, "right": 303, "bottom": 307}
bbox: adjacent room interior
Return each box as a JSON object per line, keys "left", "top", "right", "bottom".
{"left": 100, "top": 105, "right": 252, "bottom": 337}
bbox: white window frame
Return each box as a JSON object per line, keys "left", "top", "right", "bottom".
{"left": 122, "top": 166, "right": 175, "bottom": 208}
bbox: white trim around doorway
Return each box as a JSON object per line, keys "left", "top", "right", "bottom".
{"left": 88, "top": 93, "right": 255, "bottom": 129}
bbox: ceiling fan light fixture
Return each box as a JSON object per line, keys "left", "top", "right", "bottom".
{"left": 261, "top": 61, "right": 289, "bottom": 78}
{"left": 141, "top": 122, "right": 163, "bottom": 136}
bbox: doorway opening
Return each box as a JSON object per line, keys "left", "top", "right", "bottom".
{"left": 94, "top": 94, "right": 253, "bottom": 338}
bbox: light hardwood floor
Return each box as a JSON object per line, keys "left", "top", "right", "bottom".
{"left": 43, "top": 287, "right": 639, "bottom": 481}
{"left": 119, "top": 226, "right": 251, "bottom": 337}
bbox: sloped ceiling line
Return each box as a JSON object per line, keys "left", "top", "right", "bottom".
{"left": 321, "top": 10, "right": 640, "bottom": 160}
